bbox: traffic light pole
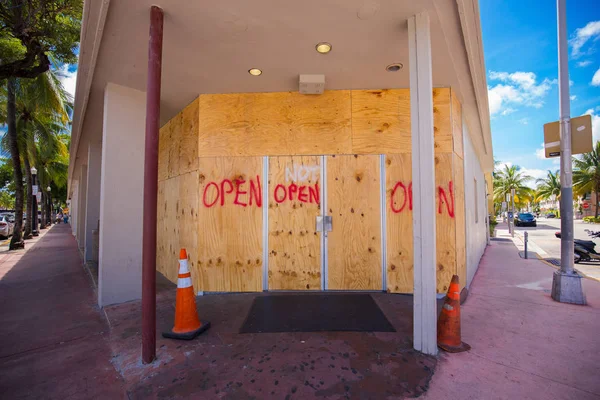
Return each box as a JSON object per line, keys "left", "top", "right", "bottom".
{"left": 551, "top": 0, "right": 585, "bottom": 305}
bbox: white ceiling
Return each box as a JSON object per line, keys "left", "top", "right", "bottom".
{"left": 71, "top": 0, "right": 492, "bottom": 188}
{"left": 91, "top": 0, "right": 459, "bottom": 122}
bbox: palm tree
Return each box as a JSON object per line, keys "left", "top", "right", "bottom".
{"left": 493, "top": 164, "right": 534, "bottom": 211}
{"left": 573, "top": 142, "right": 600, "bottom": 217}
{"left": 535, "top": 170, "right": 560, "bottom": 201}
{"left": 1, "top": 69, "right": 71, "bottom": 245}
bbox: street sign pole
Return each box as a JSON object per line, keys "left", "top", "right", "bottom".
{"left": 506, "top": 193, "right": 511, "bottom": 234}
{"left": 510, "top": 188, "right": 515, "bottom": 238}
{"left": 551, "top": 0, "right": 585, "bottom": 304}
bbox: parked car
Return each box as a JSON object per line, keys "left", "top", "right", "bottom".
{"left": 0, "top": 214, "right": 15, "bottom": 238}
{"left": 515, "top": 212, "right": 537, "bottom": 227}
{"left": 546, "top": 213, "right": 557, "bottom": 219}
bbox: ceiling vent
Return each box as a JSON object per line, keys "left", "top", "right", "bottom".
{"left": 299, "top": 74, "right": 325, "bottom": 95}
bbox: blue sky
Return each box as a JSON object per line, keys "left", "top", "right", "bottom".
{"left": 480, "top": 0, "right": 600, "bottom": 182}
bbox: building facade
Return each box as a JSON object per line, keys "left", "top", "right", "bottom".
{"left": 67, "top": 0, "right": 493, "bottom": 355}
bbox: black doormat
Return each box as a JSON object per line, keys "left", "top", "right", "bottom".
{"left": 239, "top": 294, "right": 396, "bottom": 333}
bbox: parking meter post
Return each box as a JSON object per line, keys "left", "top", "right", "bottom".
{"left": 524, "top": 231, "right": 528, "bottom": 259}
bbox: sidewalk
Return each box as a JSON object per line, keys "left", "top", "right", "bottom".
{"left": 424, "top": 234, "right": 600, "bottom": 399}
{"left": 0, "top": 224, "right": 126, "bottom": 399}
{"left": 0, "top": 224, "right": 599, "bottom": 399}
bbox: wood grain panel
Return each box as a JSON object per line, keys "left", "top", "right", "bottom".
{"left": 157, "top": 177, "right": 180, "bottom": 283}
{"left": 197, "top": 157, "right": 263, "bottom": 292}
{"left": 433, "top": 88, "right": 452, "bottom": 155}
{"left": 385, "top": 154, "right": 413, "bottom": 293}
{"left": 453, "top": 155, "right": 467, "bottom": 289}
{"left": 435, "top": 153, "right": 457, "bottom": 293}
{"left": 268, "top": 156, "right": 322, "bottom": 290}
{"left": 158, "top": 119, "right": 171, "bottom": 182}
{"left": 198, "top": 91, "right": 352, "bottom": 157}
{"left": 450, "top": 90, "right": 464, "bottom": 159}
{"left": 327, "top": 154, "right": 381, "bottom": 290}
{"left": 167, "top": 113, "right": 181, "bottom": 178}
{"left": 179, "top": 99, "right": 199, "bottom": 175}
{"left": 351, "top": 89, "right": 411, "bottom": 154}
{"left": 178, "top": 171, "right": 199, "bottom": 288}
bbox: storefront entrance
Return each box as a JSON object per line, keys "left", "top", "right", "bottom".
{"left": 268, "top": 154, "right": 383, "bottom": 291}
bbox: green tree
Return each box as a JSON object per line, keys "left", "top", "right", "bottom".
{"left": 493, "top": 164, "right": 534, "bottom": 211}
{"left": 1, "top": 0, "right": 80, "bottom": 249}
{"left": 1, "top": 69, "right": 72, "bottom": 244}
{"left": 0, "top": 1, "right": 81, "bottom": 79}
{"left": 573, "top": 142, "right": 600, "bottom": 217}
{"left": 535, "top": 170, "right": 561, "bottom": 201}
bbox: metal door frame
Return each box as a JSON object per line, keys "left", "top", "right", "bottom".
{"left": 263, "top": 154, "right": 387, "bottom": 292}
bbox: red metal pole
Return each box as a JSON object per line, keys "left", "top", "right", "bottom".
{"left": 142, "top": 5, "right": 163, "bottom": 364}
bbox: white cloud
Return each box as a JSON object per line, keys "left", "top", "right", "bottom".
{"left": 487, "top": 71, "right": 556, "bottom": 115}
{"left": 535, "top": 143, "right": 546, "bottom": 159}
{"left": 570, "top": 20, "right": 600, "bottom": 58}
{"left": 501, "top": 107, "right": 516, "bottom": 116}
{"left": 577, "top": 60, "right": 592, "bottom": 67}
{"left": 57, "top": 65, "right": 77, "bottom": 100}
{"left": 592, "top": 68, "right": 600, "bottom": 86}
{"left": 571, "top": 95, "right": 577, "bottom": 101}
{"left": 583, "top": 107, "right": 600, "bottom": 143}
{"left": 495, "top": 161, "right": 545, "bottom": 188}
{"left": 519, "top": 118, "right": 529, "bottom": 125}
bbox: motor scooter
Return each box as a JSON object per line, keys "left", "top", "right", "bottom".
{"left": 555, "top": 230, "right": 600, "bottom": 263}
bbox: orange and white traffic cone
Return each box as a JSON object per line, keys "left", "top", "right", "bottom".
{"left": 437, "top": 274, "right": 470, "bottom": 353}
{"left": 162, "top": 248, "right": 210, "bottom": 340}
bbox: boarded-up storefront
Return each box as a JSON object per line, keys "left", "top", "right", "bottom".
{"left": 157, "top": 88, "right": 465, "bottom": 294}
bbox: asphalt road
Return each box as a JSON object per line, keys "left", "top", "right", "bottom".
{"left": 513, "top": 217, "right": 600, "bottom": 281}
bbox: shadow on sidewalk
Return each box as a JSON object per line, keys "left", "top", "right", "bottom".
{"left": 0, "top": 224, "right": 126, "bottom": 399}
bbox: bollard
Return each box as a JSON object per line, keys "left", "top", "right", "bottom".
{"left": 524, "top": 231, "right": 528, "bottom": 259}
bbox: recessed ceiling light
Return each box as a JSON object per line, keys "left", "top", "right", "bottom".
{"left": 248, "top": 68, "right": 262, "bottom": 76}
{"left": 316, "top": 42, "right": 332, "bottom": 54}
{"left": 386, "top": 63, "right": 403, "bottom": 72}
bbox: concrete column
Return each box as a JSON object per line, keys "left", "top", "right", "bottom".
{"left": 98, "top": 83, "right": 146, "bottom": 307}
{"left": 77, "top": 165, "right": 88, "bottom": 251}
{"left": 85, "top": 142, "right": 102, "bottom": 262}
{"left": 408, "top": 12, "right": 438, "bottom": 356}
{"left": 70, "top": 181, "right": 78, "bottom": 236}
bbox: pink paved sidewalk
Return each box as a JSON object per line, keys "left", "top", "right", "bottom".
{"left": 424, "top": 239, "right": 600, "bottom": 400}
{"left": 0, "top": 224, "right": 126, "bottom": 399}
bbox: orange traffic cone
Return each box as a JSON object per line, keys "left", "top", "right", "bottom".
{"left": 162, "top": 248, "right": 210, "bottom": 340}
{"left": 437, "top": 275, "right": 470, "bottom": 353}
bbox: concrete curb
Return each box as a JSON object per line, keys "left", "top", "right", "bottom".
{"left": 534, "top": 253, "right": 600, "bottom": 283}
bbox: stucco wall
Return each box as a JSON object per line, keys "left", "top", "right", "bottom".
{"left": 463, "top": 117, "right": 488, "bottom": 288}
{"left": 98, "top": 83, "right": 146, "bottom": 307}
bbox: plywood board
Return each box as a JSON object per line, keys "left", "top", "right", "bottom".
{"left": 178, "top": 171, "right": 199, "bottom": 288}
{"left": 433, "top": 88, "right": 452, "bottom": 155}
{"left": 351, "top": 89, "right": 411, "bottom": 154}
{"left": 385, "top": 154, "right": 413, "bottom": 293}
{"left": 435, "top": 153, "right": 457, "bottom": 292}
{"left": 327, "top": 154, "right": 381, "bottom": 290}
{"left": 179, "top": 99, "right": 199, "bottom": 175}
{"left": 156, "top": 177, "right": 180, "bottom": 283}
{"left": 268, "top": 156, "right": 322, "bottom": 290}
{"left": 197, "top": 157, "right": 263, "bottom": 292}
{"left": 453, "top": 155, "right": 467, "bottom": 289}
{"left": 167, "top": 113, "right": 181, "bottom": 179}
{"left": 198, "top": 91, "right": 352, "bottom": 157}
{"left": 158, "top": 119, "right": 171, "bottom": 182}
{"left": 450, "top": 89, "right": 464, "bottom": 159}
